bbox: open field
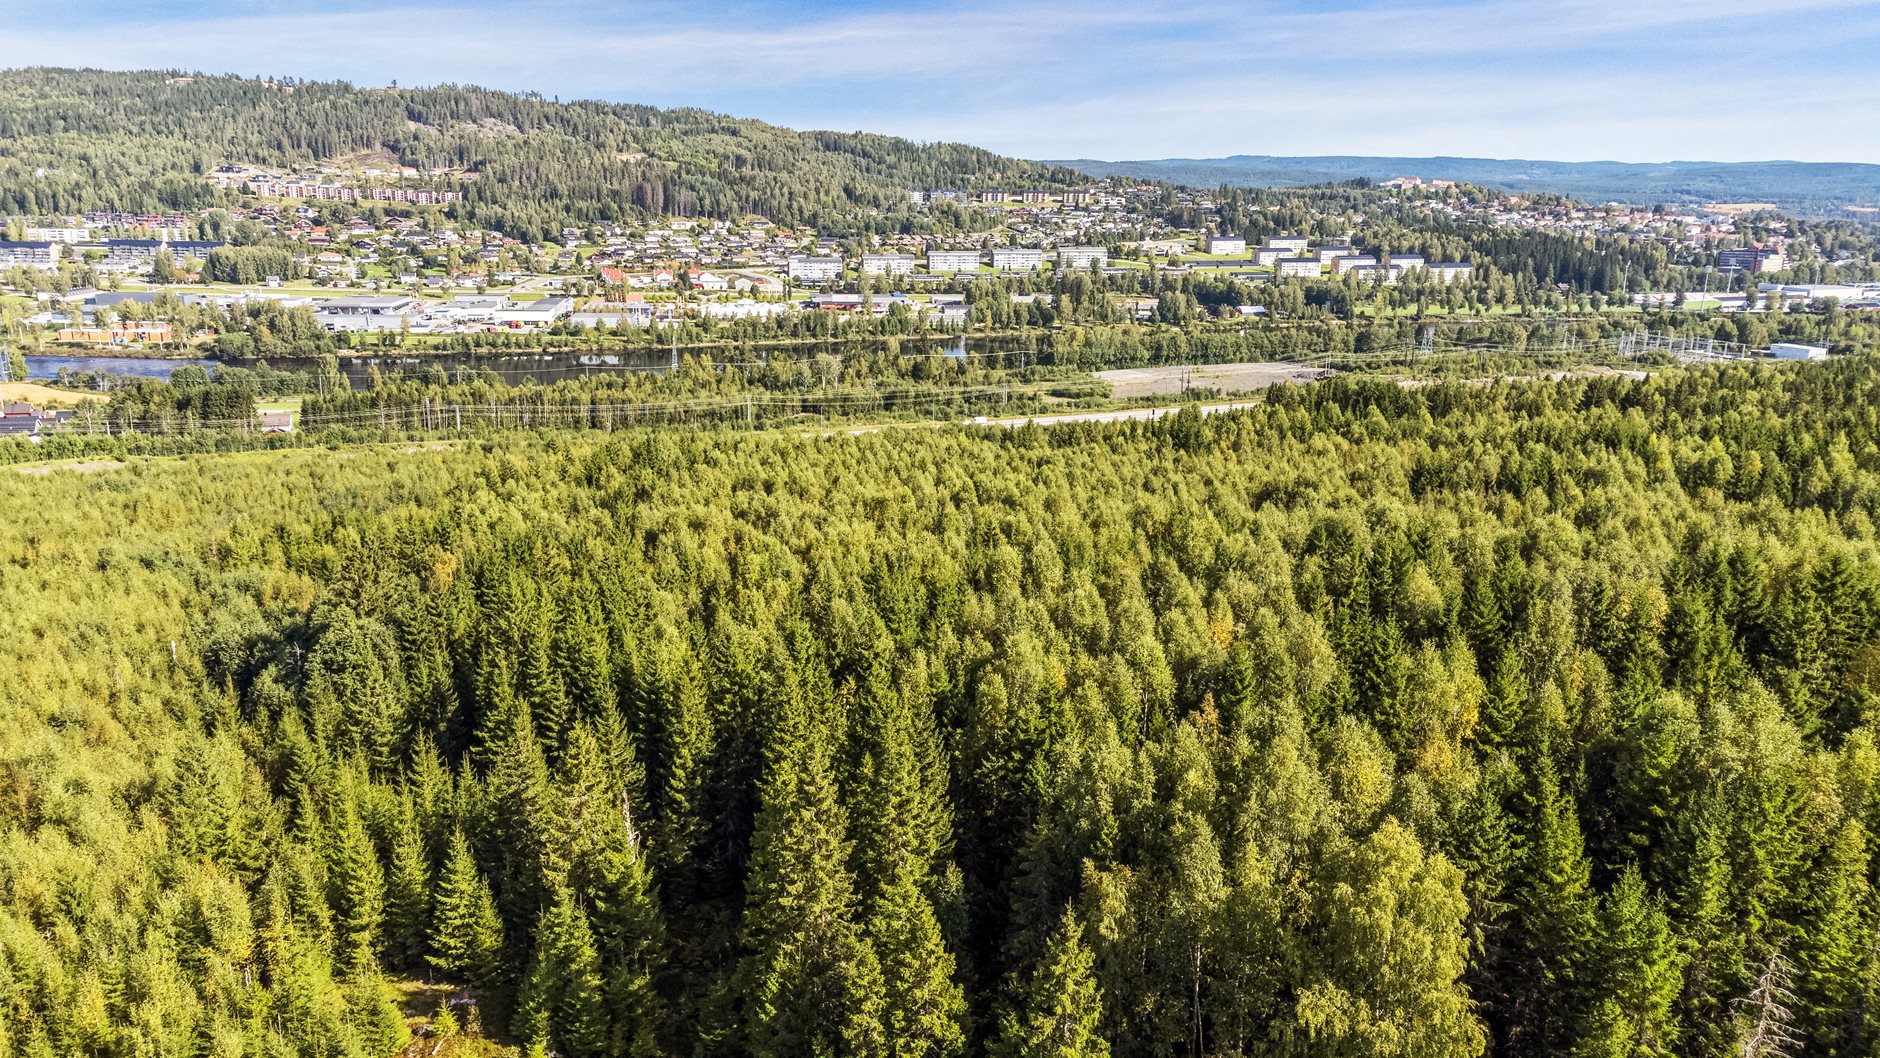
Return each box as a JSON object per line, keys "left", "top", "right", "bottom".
{"left": 1097, "top": 362, "right": 1336, "bottom": 398}
{"left": 1, "top": 382, "right": 107, "bottom": 404}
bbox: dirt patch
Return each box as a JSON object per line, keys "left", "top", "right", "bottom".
{"left": 1097, "top": 363, "right": 1336, "bottom": 399}
{"left": 1, "top": 382, "right": 106, "bottom": 405}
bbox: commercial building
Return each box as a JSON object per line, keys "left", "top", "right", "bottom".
{"left": 312, "top": 295, "right": 420, "bottom": 332}
{"left": 1719, "top": 246, "right": 1787, "bottom": 273}
{"left": 494, "top": 296, "right": 574, "bottom": 328}
{"left": 1770, "top": 342, "right": 1828, "bottom": 361}
{"left": 927, "top": 249, "right": 982, "bottom": 272}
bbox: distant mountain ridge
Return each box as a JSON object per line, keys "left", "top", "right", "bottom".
{"left": 1046, "top": 154, "right": 1880, "bottom": 213}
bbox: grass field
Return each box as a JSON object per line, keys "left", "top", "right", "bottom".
{"left": 1, "top": 382, "right": 106, "bottom": 405}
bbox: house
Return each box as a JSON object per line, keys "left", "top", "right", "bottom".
{"left": 787, "top": 256, "right": 844, "bottom": 283}
{"left": 991, "top": 248, "right": 1045, "bottom": 271}
{"left": 598, "top": 267, "right": 627, "bottom": 285}
{"left": 926, "top": 250, "right": 981, "bottom": 273}
{"left": 693, "top": 271, "right": 730, "bottom": 291}
{"left": 1056, "top": 246, "right": 1109, "bottom": 269}
{"left": 861, "top": 254, "right": 918, "bottom": 276}
{"left": 1203, "top": 235, "right": 1247, "bottom": 255}
{"left": 1275, "top": 258, "right": 1322, "bottom": 279}
{"left": 257, "top": 410, "right": 295, "bottom": 434}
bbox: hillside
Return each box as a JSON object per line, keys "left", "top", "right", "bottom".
{"left": 0, "top": 67, "right": 1079, "bottom": 238}
{"left": 1050, "top": 153, "right": 1880, "bottom": 214}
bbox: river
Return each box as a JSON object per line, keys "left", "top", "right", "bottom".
{"left": 25, "top": 337, "right": 1014, "bottom": 389}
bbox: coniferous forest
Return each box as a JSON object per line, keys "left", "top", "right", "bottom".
{"left": 8, "top": 361, "right": 1880, "bottom": 1056}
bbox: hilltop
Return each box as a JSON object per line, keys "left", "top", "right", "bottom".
{"left": 0, "top": 67, "right": 1079, "bottom": 239}
{"left": 1049, "top": 154, "right": 1880, "bottom": 215}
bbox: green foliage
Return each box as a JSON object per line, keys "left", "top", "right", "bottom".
{"left": 9, "top": 360, "right": 1880, "bottom": 1056}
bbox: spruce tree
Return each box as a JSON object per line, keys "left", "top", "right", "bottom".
{"left": 997, "top": 907, "right": 1109, "bottom": 1058}
{"left": 734, "top": 690, "right": 886, "bottom": 1058}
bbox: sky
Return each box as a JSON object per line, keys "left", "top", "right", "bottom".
{"left": 4, "top": 0, "right": 1878, "bottom": 164}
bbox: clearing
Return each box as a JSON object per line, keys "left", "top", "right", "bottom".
{"left": 1097, "top": 362, "right": 1336, "bottom": 399}
{"left": 2, "top": 382, "right": 107, "bottom": 405}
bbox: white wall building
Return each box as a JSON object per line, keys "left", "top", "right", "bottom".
{"left": 1770, "top": 342, "right": 1828, "bottom": 361}
{"left": 927, "top": 249, "right": 982, "bottom": 272}
{"left": 1333, "top": 255, "right": 1379, "bottom": 274}
{"left": 1429, "top": 263, "right": 1473, "bottom": 283}
{"left": 861, "top": 254, "right": 918, "bottom": 276}
{"left": 787, "top": 255, "right": 844, "bottom": 282}
{"left": 1275, "top": 257, "right": 1322, "bottom": 279}
{"left": 1203, "top": 234, "right": 1247, "bottom": 255}
{"left": 991, "top": 247, "right": 1045, "bottom": 270}
{"left": 1056, "top": 246, "right": 1109, "bottom": 269}
{"left": 1263, "top": 236, "right": 1309, "bottom": 253}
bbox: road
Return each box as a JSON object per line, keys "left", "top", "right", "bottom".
{"left": 973, "top": 401, "right": 1266, "bottom": 428}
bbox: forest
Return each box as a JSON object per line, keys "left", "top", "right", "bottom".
{"left": 0, "top": 68, "right": 1077, "bottom": 239}
{"left": 6, "top": 358, "right": 1880, "bottom": 1056}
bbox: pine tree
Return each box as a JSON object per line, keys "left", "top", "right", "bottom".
{"left": 997, "top": 907, "right": 1109, "bottom": 1058}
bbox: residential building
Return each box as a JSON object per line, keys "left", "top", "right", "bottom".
{"left": 1254, "top": 247, "right": 1291, "bottom": 266}
{"left": 1385, "top": 254, "right": 1427, "bottom": 272}
{"left": 1333, "top": 254, "right": 1379, "bottom": 274}
{"left": 861, "top": 253, "right": 918, "bottom": 276}
{"left": 1056, "top": 246, "right": 1109, "bottom": 269}
{"left": 991, "top": 247, "right": 1046, "bottom": 271}
{"left": 1429, "top": 263, "right": 1474, "bottom": 283}
{"left": 24, "top": 227, "right": 91, "bottom": 243}
{"left": 978, "top": 190, "right": 1007, "bottom": 204}
{"left": 0, "top": 241, "right": 60, "bottom": 269}
{"left": 1020, "top": 190, "right": 1053, "bottom": 204}
{"left": 1275, "top": 257, "right": 1323, "bottom": 279}
{"left": 1316, "top": 244, "right": 1357, "bottom": 263}
{"left": 927, "top": 249, "right": 982, "bottom": 272}
{"left": 1203, "top": 234, "right": 1247, "bottom": 255}
{"left": 1061, "top": 190, "right": 1094, "bottom": 206}
{"left": 1263, "top": 236, "right": 1310, "bottom": 253}
{"left": 787, "top": 255, "right": 844, "bottom": 283}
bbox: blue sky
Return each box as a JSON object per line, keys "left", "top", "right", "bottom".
{"left": 5, "top": 0, "right": 1878, "bottom": 163}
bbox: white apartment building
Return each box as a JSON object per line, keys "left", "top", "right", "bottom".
{"left": 787, "top": 255, "right": 844, "bottom": 282}
{"left": 927, "top": 249, "right": 983, "bottom": 272}
{"left": 991, "top": 247, "right": 1045, "bottom": 270}
{"left": 1056, "top": 246, "right": 1110, "bottom": 269}
{"left": 861, "top": 253, "right": 918, "bottom": 276}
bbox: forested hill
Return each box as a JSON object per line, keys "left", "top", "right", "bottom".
{"left": 0, "top": 67, "right": 1077, "bottom": 237}
{"left": 1051, "top": 154, "right": 1880, "bottom": 215}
